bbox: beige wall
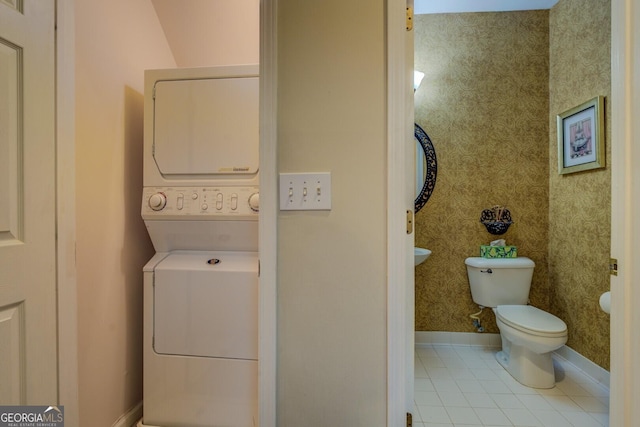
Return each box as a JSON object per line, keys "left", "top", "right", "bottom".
{"left": 549, "top": 0, "right": 611, "bottom": 370}
{"left": 414, "top": 11, "right": 551, "bottom": 334}
{"left": 75, "top": 1, "right": 262, "bottom": 425}
{"left": 74, "top": 1, "right": 175, "bottom": 425}
{"left": 276, "top": 0, "right": 388, "bottom": 425}
{"left": 150, "top": 0, "right": 259, "bottom": 68}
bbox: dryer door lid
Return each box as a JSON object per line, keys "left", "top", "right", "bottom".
{"left": 153, "top": 77, "right": 259, "bottom": 176}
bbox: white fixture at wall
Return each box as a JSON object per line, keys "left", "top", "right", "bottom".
{"left": 279, "top": 172, "right": 332, "bottom": 211}
{"left": 414, "top": 70, "right": 425, "bottom": 91}
{"left": 600, "top": 291, "right": 611, "bottom": 314}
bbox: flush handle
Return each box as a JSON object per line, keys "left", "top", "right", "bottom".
{"left": 481, "top": 269, "right": 492, "bottom": 274}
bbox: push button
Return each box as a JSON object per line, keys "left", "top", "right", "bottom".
{"left": 216, "top": 193, "right": 224, "bottom": 210}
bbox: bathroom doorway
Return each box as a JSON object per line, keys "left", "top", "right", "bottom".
{"left": 404, "top": 2, "right": 640, "bottom": 425}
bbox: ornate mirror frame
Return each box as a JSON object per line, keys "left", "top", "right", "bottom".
{"left": 415, "top": 123, "right": 437, "bottom": 213}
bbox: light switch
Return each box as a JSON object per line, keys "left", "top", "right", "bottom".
{"left": 279, "top": 172, "right": 331, "bottom": 211}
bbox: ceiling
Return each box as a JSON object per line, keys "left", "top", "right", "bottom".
{"left": 414, "top": 0, "right": 560, "bottom": 14}
{"left": 151, "top": 0, "right": 560, "bottom": 67}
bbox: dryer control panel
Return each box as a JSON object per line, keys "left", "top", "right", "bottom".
{"left": 142, "top": 186, "right": 259, "bottom": 220}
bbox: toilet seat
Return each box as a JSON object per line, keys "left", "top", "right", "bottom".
{"left": 496, "top": 305, "right": 567, "bottom": 338}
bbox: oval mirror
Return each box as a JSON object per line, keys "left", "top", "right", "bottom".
{"left": 415, "top": 123, "right": 437, "bottom": 213}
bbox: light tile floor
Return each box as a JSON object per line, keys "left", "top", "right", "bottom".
{"left": 413, "top": 344, "right": 609, "bottom": 427}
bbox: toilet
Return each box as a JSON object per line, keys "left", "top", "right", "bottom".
{"left": 465, "top": 257, "right": 568, "bottom": 389}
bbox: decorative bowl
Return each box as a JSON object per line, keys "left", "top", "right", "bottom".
{"left": 480, "top": 208, "right": 513, "bottom": 235}
{"left": 481, "top": 220, "right": 512, "bottom": 235}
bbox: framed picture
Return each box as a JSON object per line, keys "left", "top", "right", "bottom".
{"left": 557, "top": 96, "right": 605, "bottom": 175}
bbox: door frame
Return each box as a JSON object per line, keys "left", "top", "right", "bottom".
{"left": 55, "top": 1, "right": 79, "bottom": 426}
{"left": 609, "top": 0, "right": 640, "bottom": 425}
{"left": 258, "top": 0, "right": 278, "bottom": 426}
{"left": 386, "top": 0, "right": 414, "bottom": 425}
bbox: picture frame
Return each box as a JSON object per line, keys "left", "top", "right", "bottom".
{"left": 557, "top": 96, "right": 605, "bottom": 175}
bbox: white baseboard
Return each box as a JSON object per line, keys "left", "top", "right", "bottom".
{"left": 554, "top": 345, "right": 610, "bottom": 390}
{"left": 111, "top": 402, "right": 142, "bottom": 427}
{"left": 415, "top": 331, "right": 501, "bottom": 347}
{"left": 415, "top": 331, "right": 610, "bottom": 391}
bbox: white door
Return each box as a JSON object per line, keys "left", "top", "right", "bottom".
{"left": 0, "top": 1, "right": 57, "bottom": 403}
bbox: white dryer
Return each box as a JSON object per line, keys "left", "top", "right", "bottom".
{"left": 140, "top": 65, "right": 259, "bottom": 427}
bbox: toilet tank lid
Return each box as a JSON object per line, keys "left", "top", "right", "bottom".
{"left": 465, "top": 257, "right": 535, "bottom": 268}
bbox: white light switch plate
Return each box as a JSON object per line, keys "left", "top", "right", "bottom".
{"left": 279, "top": 172, "right": 331, "bottom": 211}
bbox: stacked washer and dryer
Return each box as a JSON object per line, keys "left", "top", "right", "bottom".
{"left": 139, "top": 66, "right": 260, "bottom": 427}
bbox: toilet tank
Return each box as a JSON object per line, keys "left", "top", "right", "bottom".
{"left": 465, "top": 257, "right": 535, "bottom": 308}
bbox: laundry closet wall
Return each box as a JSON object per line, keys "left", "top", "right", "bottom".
{"left": 276, "top": 0, "right": 388, "bottom": 425}
{"left": 75, "top": 2, "right": 174, "bottom": 425}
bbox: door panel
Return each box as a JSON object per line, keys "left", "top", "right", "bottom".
{"left": 0, "top": 304, "right": 23, "bottom": 403}
{"left": 0, "top": 1, "right": 57, "bottom": 403}
{"left": 0, "top": 38, "right": 21, "bottom": 243}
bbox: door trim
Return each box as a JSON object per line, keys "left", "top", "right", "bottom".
{"left": 609, "top": 0, "right": 639, "bottom": 424}
{"left": 259, "top": 0, "right": 277, "bottom": 426}
{"left": 55, "top": 1, "right": 79, "bottom": 426}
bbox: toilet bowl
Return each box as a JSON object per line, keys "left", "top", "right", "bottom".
{"left": 493, "top": 305, "right": 568, "bottom": 389}
{"left": 465, "top": 256, "right": 569, "bottom": 388}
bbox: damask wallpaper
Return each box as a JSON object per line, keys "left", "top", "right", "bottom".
{"left": 548, "top": 0, "right": 611, "bottom": 370}
{"left": 414, "top": 11, "right": 551, "bottom": 335}
{"left": 414, "top": 1, "right": 611, "bottom": 370}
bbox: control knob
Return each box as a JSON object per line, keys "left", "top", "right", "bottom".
{"left": 148, "top": 192, "right": 167, "bottom": 211}
{"left": 248, "top": 192, "right": 260, "bottom": 212}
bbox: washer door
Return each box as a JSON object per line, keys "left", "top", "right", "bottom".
{"left": 153, "top": 251, "right": 258, "bottom": 360}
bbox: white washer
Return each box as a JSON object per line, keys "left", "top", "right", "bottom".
{"left": 140, "top": 66, "right": 259, "bottom": 427}
{"left": 142, "top": 251, "right": 258, "bottom": 427}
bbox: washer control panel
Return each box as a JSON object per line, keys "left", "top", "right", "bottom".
{"left": 142, "top": 186, "right": 259, "bottom": 220}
